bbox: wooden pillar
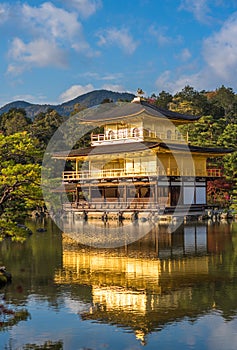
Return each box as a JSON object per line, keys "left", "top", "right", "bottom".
{"left": 152, "top": 183, "right": 156, "bottom": 205}
{"left": 76, "top": 186, "right": 79, "bottom": 206}
{"left": 194, "top": 179, "right": 196, "bottom": 205}
{"left": 102, "top": 187, "right": 105, "bottom": 202}
{"left": 155, "top": 181, "right": 158, "bottom": 206}
{"left": 88, "top": 184, "right": 92, "bottom": 203}
{"left": 168, "top": 178, "right": 171, "bottom": 206}
{"left": 155, "top": 226, "right": 159, "bottom": 256}
{"left": 124, "top": 183, "right": 127, "bottom": 205}
{"left": 138, "top": 186, "right": 140, "bottom": 199}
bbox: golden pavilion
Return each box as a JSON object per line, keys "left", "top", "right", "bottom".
{"left": 54, "top": 96, "right": 230, "bottom": 215}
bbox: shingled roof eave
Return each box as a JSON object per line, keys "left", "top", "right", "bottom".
{"left": 52, "top": 140, "right": 233, "bottom": 159}
{"left": 140, "top": 100, "right": 201, "bottom": 121}
{"left": 52, "top": 142, "right": 160, "bottom": 158}
{"left": 77, "top": 100, "right": 201, "bottom": 123}
{"left": 159, "top": 142, "right": 234, "bottom": 155}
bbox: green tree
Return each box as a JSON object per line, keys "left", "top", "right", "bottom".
{"left": 208, "top": 85, "right": 237, "bottom": 123}
{"left": 179, "top": 115, "right": 226, "bottom": 147}
{"left": 218, "top": 124, "right": 237, "bottom": 210}
{"left": 0, "top": 132, "right": 43, "bottom": 241}
{"left": 0, "top": 108, "right": 31, "bottom": 135}
{"left": 153, "top": 90, "right": 173, "bottom": 109}
{"left": 101, "top": 98, "right": 113, "bottom": 104}
{"left": 218, "top": 123, "right": 237, "bottom": 180}
{"left": 30, "top": 109, "right": 64, "bottom": 149}
{"left": 70, "top": 103, "right": 87, "bottom": 116}
{"left": 170, "top": 85, "right": 210, "bottom": 116}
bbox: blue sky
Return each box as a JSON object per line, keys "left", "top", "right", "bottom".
{"left": 1, "top": 0, "right": 237, "bottom": 106}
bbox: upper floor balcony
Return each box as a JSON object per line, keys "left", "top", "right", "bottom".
{"left": 63, "top": 168, "right": 222, "bottom": 181}
{"left": 91, "top": 127, "right": 187, "bottom": 146}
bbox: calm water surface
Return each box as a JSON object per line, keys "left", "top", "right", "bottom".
{"left": 0, "top": 218, "right": 237, "bottom": 350}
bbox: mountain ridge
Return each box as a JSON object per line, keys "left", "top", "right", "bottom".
{"left": 0, "top": 90, "right": 135, "bottom": 119}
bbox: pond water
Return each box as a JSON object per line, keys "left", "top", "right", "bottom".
{"left": 0, "top": 218, "right": 237, "bottom": 350}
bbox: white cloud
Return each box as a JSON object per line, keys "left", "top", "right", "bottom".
{"left": 59, "top": 84, "right": 94, "bottom": 102}
{"left": 97, "top": 28, "right": 139, "bottom": 55}
{"left": 149, "top": 25, "right": 181, "bottom": 46}
{"left": 176, "top": 48, "right": 192, "bottom": 61}
{"left": 101, "top": 84, "right": 125, "bottom": 92}
{"left": 65, "top": 0, "right": 102, "bottom": 18}
{"left": 79, "top": 72, "right": 100, "bottom": 79}
{"left": 79, "top": 72, "right": 123, "bottom": 81}
{"left": 22, "top": 2, "right": 83, "bottom": 43}
{"left": 155, "top": 71, "right": 175, "bottom": 93}
{"left": 155, "top": 70, "right": 204, "bottom": 94}
{"left": 0, "top": 3, "right": 10, "bottom": 23}
{"left": 72, "top": 42, "right": 100, "bottom": 57}
{"left": 203, "top": 12, "right": 237, "bottom": 80}
{"left": 3, "top": 2, "right": 96, "bottom": 74}
{"left": 179, "top": 0, "right": 211, "bottom": 23}
{"left": 101, "top": 73, "right": 123, "bottom": 81}
{"left": 155, "top": 11, "right": 237, "bottom": 93}
{"left": 7, "top": 37, "right": 67, "bottom": 74}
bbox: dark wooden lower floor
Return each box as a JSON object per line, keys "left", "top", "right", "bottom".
{"left": 65, "top": 177, "right": 207, "bottom": 211}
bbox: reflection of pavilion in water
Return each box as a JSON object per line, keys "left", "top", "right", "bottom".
{"left": 54, "top": 222, "right": 232, "bottom": 345}
{"left": 61, "top": 214, "right": 215, "bottom": 251}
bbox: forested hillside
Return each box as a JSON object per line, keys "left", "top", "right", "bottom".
{"left": 0, "top": 90, "right": 135, "bottom": 119}
{"left": 0, "top": 86, "right": 236, "bottom": 240}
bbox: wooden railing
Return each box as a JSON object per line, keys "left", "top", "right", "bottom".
{"left": 91, "top": 131, "right": 143, "bottom": 144}
{"left": 91, "top": 129, "right": 187, "bottom": 145}
{"left": 63, "top": 168, "right": 222, "bottom": 181}
{"left": 63, "top": 168, "right": 157, "bottom": 180}
{"left": 64, "top": 200, "right": 165, "bottom": 211}
{"left": 206, "top": 168, "right": 222, "bottom": 177}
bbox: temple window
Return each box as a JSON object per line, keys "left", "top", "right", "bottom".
{"left": 108, "top": 130, "right": 115, "bottom": 139}
{"left": 167, "top": 130, "right": 172, "bottom": 140}
{"left": 132, "top": 127, "right": 140, "bottom": 137}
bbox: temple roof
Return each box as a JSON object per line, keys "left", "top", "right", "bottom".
{"left": 53, "top": 141, "right": 233, "bottom": 158}
{"left": 159, "top": 142, "right": 234, "bottom": 155}
{"left": 78, "top": 100, "right": 201, "bottom": 123}
{"left": 53, "top": 142, "right": 158, "bottom": 158}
